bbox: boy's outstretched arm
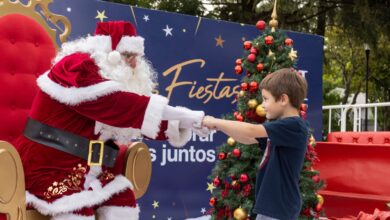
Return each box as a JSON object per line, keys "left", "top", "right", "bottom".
{"left": 202, "top": 116, "right": 268, "bottom": 144}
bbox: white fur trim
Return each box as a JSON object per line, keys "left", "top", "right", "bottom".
{"left": 54, "top": 36, "right": 112, "bottom": 63}
{"left": 116, "top": 36, "right": 144, "bottom": 56}
{"left": 51, "top": 213, "right": 94, "bottom": 220}
{"left": 94, "top": 121, "right": 142, "bottom": 145}
{"left": 83, "top": 166, "right": 102, "bottom": 189}
{"left": 107, "top": 50, "right": 121, "bottom": 65}
{"left": 26, "top": 175, "right": 133, "bottom": 216}
{"left": 140, "top": 94, "right": 169, "bottom": 138}
{"left": 165, "top": 120, "right": 192, "bottom": 148}
{"left": 96, "top": 205, "right": 140, "bottom": 220}
{"left": 37, "top": 72, "right": 126, "bottom": 106}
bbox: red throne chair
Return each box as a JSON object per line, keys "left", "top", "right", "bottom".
{"left": 0, "top": 1, "right": 152, "bottom": 219}
{"left": 314, "top": 132, "right": 390, "bottom": 218}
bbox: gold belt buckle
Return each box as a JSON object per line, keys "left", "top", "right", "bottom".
{"left": 88, "top": 140, "right": 104, "bottom": 166}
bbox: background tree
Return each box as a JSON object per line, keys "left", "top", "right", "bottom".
{"left": 206, "top": 8, "right": 325, "bottom": 218}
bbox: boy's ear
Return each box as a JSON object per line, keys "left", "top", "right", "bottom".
{"left": 280, "top": 94, "right": 290, "bottom": 106}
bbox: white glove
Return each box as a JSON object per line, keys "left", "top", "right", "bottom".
{"left": 162, "top": 106, "right": 204, "bottom": 129}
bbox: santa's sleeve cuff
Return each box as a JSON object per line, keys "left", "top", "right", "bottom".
{"left": 140, "top": 94, "right": 169, "bottom": 139}
{"left": 165, "top": 120, "right": 192, "bottom": 148}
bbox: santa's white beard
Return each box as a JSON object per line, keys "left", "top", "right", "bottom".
{"left": 92, "top": 52, "right": 157, "bottom": 96}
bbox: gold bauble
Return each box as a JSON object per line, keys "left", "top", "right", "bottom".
{"left": 233, "top": 207, "right": 247, "bottom": 220}
{"left": 232, "top": 180, "right": 239, "bottom": 187}
{"left": 238, "top": 90, "right": 246, "bottom": 98}
{"left": 317, "top": 194, "right": 324, "bottom": 206}
{"left": 227, "top": 137, "right": 236, "bottom": 146}
{"left": 256, "top": 105, "right": 266, "bottom": 117}
{"left": 247, "top": 99, "right": 258, "bottom": 109}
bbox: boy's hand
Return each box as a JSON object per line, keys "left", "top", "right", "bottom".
{"left": 202, "top": 116, "right": 218, "bottom": 130}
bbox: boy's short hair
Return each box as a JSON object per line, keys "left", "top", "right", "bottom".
{"left": 260, "top": 68, "right": 307, "bottom": 110}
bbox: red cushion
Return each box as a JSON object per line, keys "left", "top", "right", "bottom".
{"left": 0, "top": 14, "right": 56, "bottom": 143}
{"left": 328, "top": 132, "right": 390, "bottom": 145}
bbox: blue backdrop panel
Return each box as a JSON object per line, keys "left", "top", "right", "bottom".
{"left": 47, "top": 1, "right": 324, "bottom": 219}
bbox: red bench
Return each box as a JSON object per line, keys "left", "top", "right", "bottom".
{"left": 314, "top": 132, "right": 390, "bottom": 218}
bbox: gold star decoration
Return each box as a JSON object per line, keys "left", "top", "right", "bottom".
{"left": 152, "top": 200, "right": 159, "bottom": 209}
{"left": 289, "top": 48, "right": 298, "bottom": 61}
{"left": 95, "top": 10, "right": 108, "bottom": 22}
{"left": 206, "top": 182, "right": 216, "bottom": 193}
{"left": 215, "top": 35, "right": 225, "bottom": 48}
{"left": 268, "top": 50, "right": 276, "bottom": 60}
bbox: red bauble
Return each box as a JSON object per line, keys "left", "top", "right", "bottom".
{"left": 265, "top": 36, "right": 274, "bottom": 45}
{"left": 256, "top": 63, "right": 264, "bottom": 72}
{"left": 218, "top": 152, "right": 227, "bottom": 160}
{"left": 233, "top": 111, "right": 239, "bottom": 117}
{"left": 245, "top": 110, "right": 253, "bottom": 118}
{"left": 300, "top": 103, "right": 308, "bottom": 112}
{"left": 301, "top": 110, "right": 307, "bottom": 119}
{"left": 239, "top": 173, "right": 249, "bottom": 183}
{"left": 241, "top": 82, "right": 248, "bottom": 91}
{"left": 243, "top": 41, "right": 252, "bottom": 50}
{"left": 302, "top": 208, "right": 311, "bottom": 216}
{"left": 235, "top": 58, "right": 242, "bottom": 65}
{"left": 285, "top": 38, "right": 293, "bottom": 46}
{"left": 246, "top": 110, "right": 260, "bottom": 121}
{"left": 250, "top": 47, "right": 258, "bottom": 55}
{"left": 256, "top": 20, "right": 266, "bottom": 30}
{"left": 209, "top": 197, "right": 216, "bottom": 206}
{"left": 235, "top": 65, "right": 243, "bottom": 74}
{"left": 243, "top": 184, "right": 251, "bottom": 192}
{"left": 249, "top": 81, "right": 258, "bottom": 92}
{"left": 236, "top": 114, "right": 244, "bottom": 122}
{"left": 232, "top": 148, "right": 241, "bottom": 158}
{"left": 221, "top": 188, "right": 229, "bottom": 198}
{"left": 247, "top": 53, "right": 256, "bottom": 62}
{"left": 242, "top": 184, "right": 252, "bottom": 197}
{"left": 213, "top": 177, "right": 221, "bottom": 186}
{"left": 312, "top": 175, "right": 320, "bottom": 183}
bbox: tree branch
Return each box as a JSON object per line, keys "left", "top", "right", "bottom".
{"left": 285, "top": 4, "right": 339, "bottom": 24}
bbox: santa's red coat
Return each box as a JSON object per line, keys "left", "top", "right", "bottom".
{"left": 14, "top": 52, "right": 191, "bottom": 217}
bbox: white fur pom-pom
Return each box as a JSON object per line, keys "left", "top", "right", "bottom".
{"left": 108, "top": 50, "right": 121, "bottom": 65}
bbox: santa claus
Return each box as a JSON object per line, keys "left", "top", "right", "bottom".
{"left": 14, "top": 21, "right": 208, "bottom": 220}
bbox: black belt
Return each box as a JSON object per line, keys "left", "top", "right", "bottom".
{"left": 23, "top": 118, "right": 119, "bottom": 167}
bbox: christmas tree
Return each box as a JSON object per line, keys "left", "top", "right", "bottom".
{"left": 207, "top": 2, "right": 325, "bottom": 220}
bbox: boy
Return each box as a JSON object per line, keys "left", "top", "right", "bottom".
{"left": 202, "top": 68, "right": 309, "bottom": 220}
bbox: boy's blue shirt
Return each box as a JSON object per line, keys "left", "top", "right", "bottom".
{"left": 254, "top": 116, "right": 309, "bottom": 220}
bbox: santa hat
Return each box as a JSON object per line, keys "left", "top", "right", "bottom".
{"left": 94, "top": 21, "right": 144, "bottom": 65}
